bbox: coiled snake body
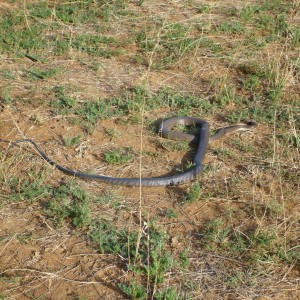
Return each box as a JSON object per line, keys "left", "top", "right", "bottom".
{"left": 10, "top": 117, "right": 257, "bottom": 186}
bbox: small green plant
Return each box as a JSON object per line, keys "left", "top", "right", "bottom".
{"left": 155, "top": 287, "right": 185, "bottom": 300}
{"left": 0, "top": 69, "right": 16, "bottom": 79}
{"left": 217, "top": 21, "right": 245, "bottom": 34}
{"left": 118, "top": 281, "right": 147, "bottom": 300}
{"left": 226, "top": 270, "right": 255, "bottom": 289}
{"left": 183, "top": 183, "right": 202, "bottom": 203}
{"left": 242, "top": 74, "right": 262, "bottom": 92}
{"left": 89, "top": 221, "right": 189, "bottom": 297}
{"left": 94, "top": 191, "right": 123, "bottom": 205}
{"left": 291, "top": 27, "right": 300, "bottom": 47}
{"left": 197, "top": 4, "right": 211, "bottom": 14}
{"left": 178, "top": 250, "right": 189, "bottom": 269}
{"left": 0, "top": 13, "right": 45, "bottom": 54}
{"left": 17, "top": 233, "right": 32, "bottom": 244}
{"left": 229, "top": 139, "right": 254, "bottom": 153}
{"left": 62, "top": 134, "right": 82, "bottom": 148}
{"left": 217, "top": 84, "right": 244, "bottom": 106}
{"left": 163, "top": 208, "right": 178, "bottom": 218}
{"left": 45, "top": 182, "right": 90, "bottom": 227}
{"left": 212, "top": 147, "right": 231, "bottom": 157}
{"left": 159, "top": 140, "right": 189, "bottom": 152}
{"left": 50, "top": 85, "right": 77, "bottom": 113}
{"left": 9, "top": 176, "right": 49, "bottom": 203}
{"left": 104, "top": 127, "right": 121, "bottom": 139}
{"left": 47, "top": 87, "right": 217, "bottom": 132}
{"left": 1, "top": 87, "right": 13, "bottom": 104}
{"left": 23, "top": 67, "right": 60, "bottom": 80}
{"left": 71, "top": 34, "right": 120, "bottom": 57}
{"left": 260, "top": 68, "right": 285, "bottom": 102}
{"left": 75, "top": 99, "right": 120, "bottom": 131}
{"left": 0, "top": 274, "right": 20, "bottom": 284}
{"left": 104, "top": 147, "right": 134, "bottom": 164}
{"left": 239, "top": 5, "right": 260, "bottom": 22}
{"left": 200, "top": 217, "right": 297, "bottom": 265}
{"left": 88, "top": 221, "right": 123, "bottom": 254}
{"left": 136, "top": 22, "right": 200, "bottom": 69}
{"left": 201, "top": 218, "right": 234, "bottom": 251}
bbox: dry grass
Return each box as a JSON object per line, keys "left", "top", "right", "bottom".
{"left": 0, "top": 0, "right": 299, "bottom": 299}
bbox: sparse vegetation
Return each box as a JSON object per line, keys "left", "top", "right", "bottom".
{"left": 104, "top": 147, "right": 135, "bottom": 164}
{"left": 45, "top": 181, "right": 91, "bottom": 227}
{"left": 0, "top": 0, "right": 299, "bottom": 299}
{"left": 89, "top": 220, "right": 189, "bottom": 298}
{"left": 182, "top": 182, "right": 202, "bottom": 203}
{"left": 0, "top": 87, "right": 14, "bottom": 104}
{"left": 62, "top": 134, "right": 82, "bottom": 148}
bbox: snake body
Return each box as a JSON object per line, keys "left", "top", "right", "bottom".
{"left": 10, "top": 117, "right": 257, "bottom": 186}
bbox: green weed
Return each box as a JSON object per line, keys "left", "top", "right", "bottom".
{"left": 217, "top": 21, "right": 245, "bottom": 34}
{"left": 159, "top": 140, "right": 189, "bottom": 152}
{"left": 50, "top": 85, "right": 77, "bottom": 113}
{"left": 88, "top": 221, "right": 122, "bottom": 254}
{"left": 104, "top": 147, "right": 135, "bottom": 165}
{"left": 0, "top": 12, "right": 45, "bottom": 54}
{"left": 197, "top": 4, "right": 211, "bottom": 14}
{"left": 23, "top": 67, "right": 60, "bottom": 80}
{"left": 226, "top": 270, "right": 257, "bottom": 289}
{"left": 291, "top": 27, "right": 300, "bottom": 47}
{"left": 48, "top": 86, "right": 215, "bottom": 131}
{"left": 206, "top": 40, "right": 223, "bottom": 54}
{"left": 178, "top": 250, "right": 189, "bottom": 269}
{"left": 75, "top": 99, "right": 120, "bottom": 126}
{"left": 0, "top": 87, "right": 13, "bottom": 104}
{"left": 239, "top": 60, "right": 287, "bottom": 102}
{"left": 0, "top": 1, "right": 128, "bottom": 56}
{"left": 62, "top": 134, "right": 82, "bottom": 148}
{"left": 104, "top": 127, "right": 121, "bottom": 139}
{"left": 212, "top": 147, "right": 231, "bottom": 157}
{"left": 182, "top": 183, "right": 202, "bottom": 203}
{"left": 162, "top": 208, "right": 178, "bottom": 219}
{"left": 94, "top": 191, "right": 123, "bottom": 206}
{"left": 71, "top": 34, "right": 120, "bottom": 57}
{"left": 229, "top": 139, "right": 254, "bottom": 153}
{"left": 17, "top": 233, "right": 32, "bottom": 244}
{"left": 119, "top": 281, "right": 147, "bottom": 300}
{"left": 45, "top": 182, "right": 90, "bottom": 227}
{"left": 239, "top": 5, "right": 260, "bottom": 22}
{"left": 0, "top": 274, "right": 20, "bottom": 285}
{"left": 201, "top": 219, "right": 231, "bottom": 251}
{"left": 8, "top": 175, "right": 49, "bottom": 203}
{"left": 136, "top": 22, "right": 200, "bottom": 69}
{"left": 200, "top": 217, "right": 299, "bottom": 265}
{"left": 242, "top": 74, "right": 262, "bottom": 93}
{"left": 255, "top": 11, "right": 289, "bottom": 40}
{"left": 0, "top": 69, "right": 16, "bottom": 79}
{"left": 260, "top": 0, "right": 291, "bottom": 13}
{"left": 155, "top": 287, "right": 188, "bottom": 300}
{"left": 89, "top": 220, "right": 189, "bottom": 297}
{"left": 213, "top": 80, "right": 245, "bottom": 107}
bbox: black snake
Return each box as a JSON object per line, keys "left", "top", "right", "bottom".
{"left": 9, "top": 117, "right": 257, "bottom": 186}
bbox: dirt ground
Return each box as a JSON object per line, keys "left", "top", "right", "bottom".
{"left": 0, "top": 1, "right": 299, "bottom": 299}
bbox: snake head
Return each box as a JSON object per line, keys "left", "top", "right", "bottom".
{"left": 246, "top": 120, "right": 258, "bottom": 128}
